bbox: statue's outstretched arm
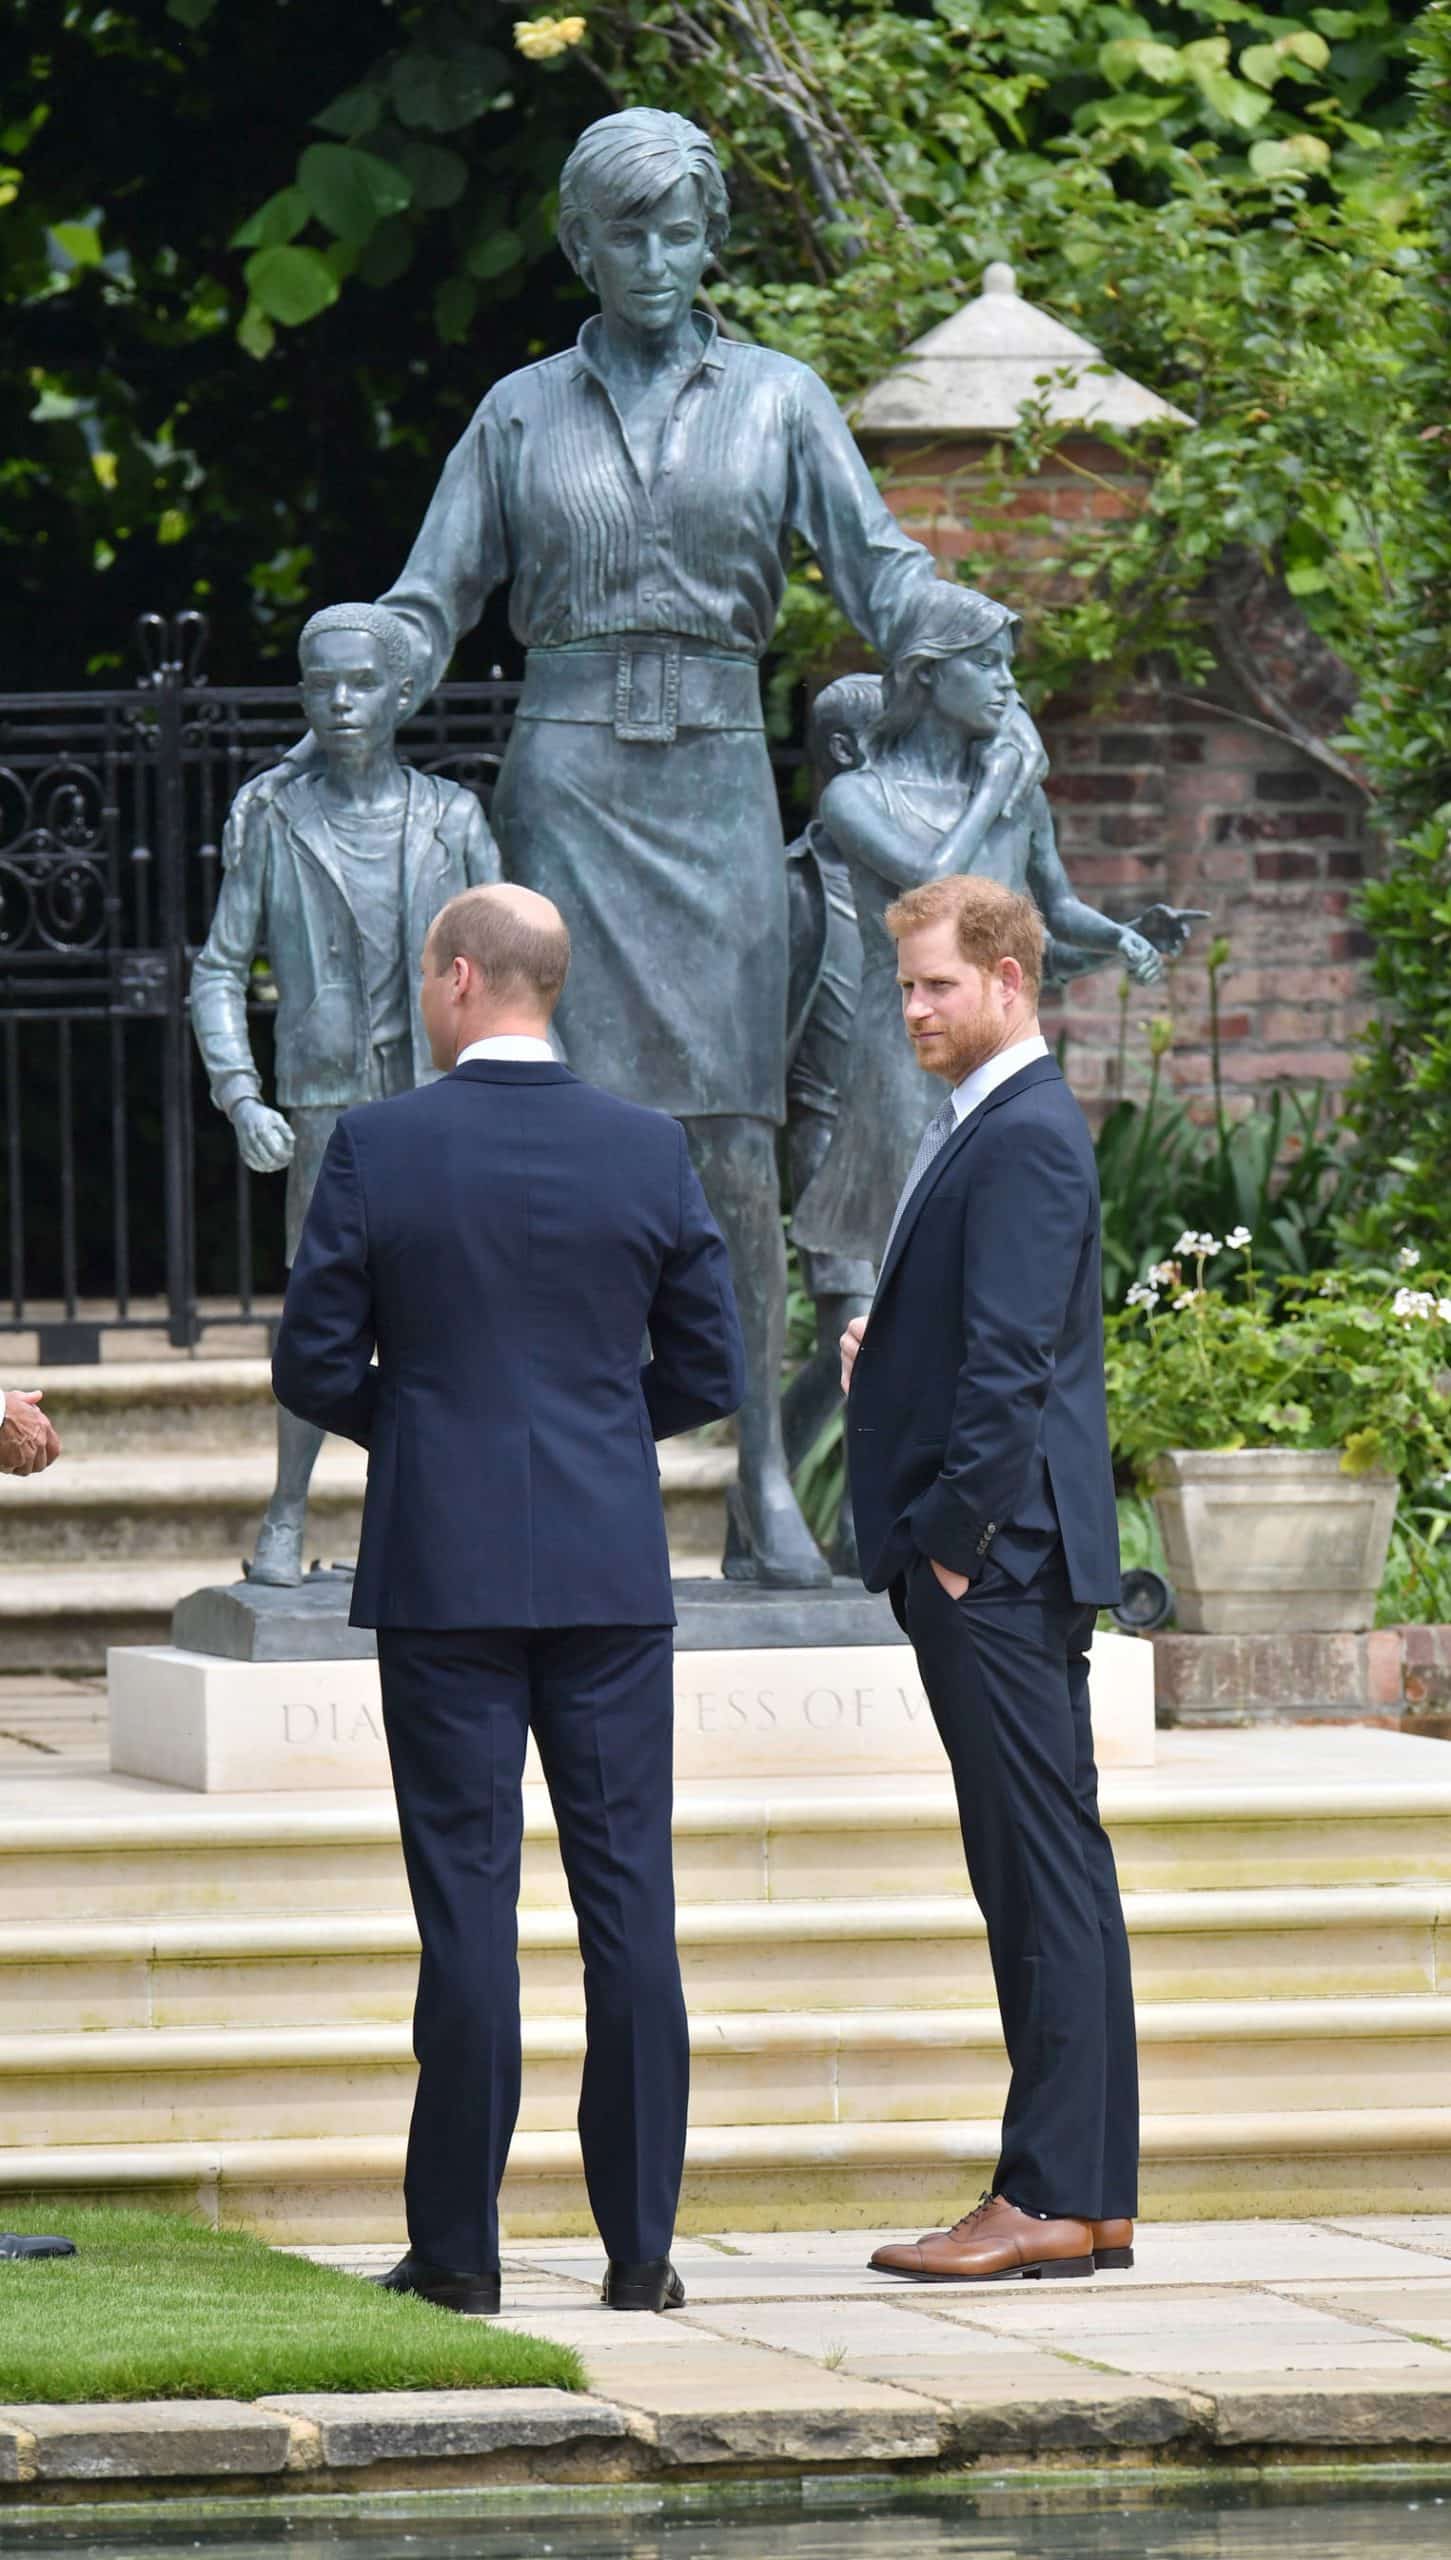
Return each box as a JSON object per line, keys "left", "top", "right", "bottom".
{"left": 788, "top": 369, "right": 973, "bottom": 656}
{"left": 1026, "top": 799, "right": 1164, "bottom": 984}
{"left": 379, "top": 395, "right": 511, "bottom": 709}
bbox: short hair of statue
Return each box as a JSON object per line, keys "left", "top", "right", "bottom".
{"left": 807, "top": 674, "right": 882, "bottom": 776}
{"left": 885, "top": 877, "right": 1044, "bottom": 1002}
{"left": 299, "top": 602, "right": 412, "bottom": 685}
{"left": 428, "top": 889, "right": 571, "bottom": 1013}
{"left": 557, "top": 109, "right": 731, "bottom": 273}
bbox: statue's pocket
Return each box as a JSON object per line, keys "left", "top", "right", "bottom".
{"left": 291, "top": 982, "right": 361, "bottom": 1072}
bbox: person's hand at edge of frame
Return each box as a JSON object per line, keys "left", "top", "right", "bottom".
{"left": 0, "top": 1391, "right": 61, "bottom": 1475}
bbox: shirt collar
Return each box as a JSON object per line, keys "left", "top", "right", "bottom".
{"left": 456, "top": 1036, "right": 558, "bottom": 1065}
{"left": 570, "top": 309, "right": 725, "bottom": 387}
{"left": 950, "top": 1032, "right": 1050, "bottom": 1127}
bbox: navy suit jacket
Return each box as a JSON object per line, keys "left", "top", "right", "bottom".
{"left": 271, "top": 1060, "right": 746, "bottom": 1630}
{"left": 847, "top": 1053, "right": 1120, "bottom": 1613}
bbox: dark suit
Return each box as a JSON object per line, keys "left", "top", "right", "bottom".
{"left": 848, "top": 1052, "right": 1138, "bottom": 2221}
{"left": 273, "top": 1058, "right": 746, "bottom": 2274}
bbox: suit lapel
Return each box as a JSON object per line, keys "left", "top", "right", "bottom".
{"left": 873, "top": 1054, "right": 1063, "bottom": 1304}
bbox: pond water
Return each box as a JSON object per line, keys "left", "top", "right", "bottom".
{"left": 9, "top": 2479, "right": 1451, "bottom": 2560}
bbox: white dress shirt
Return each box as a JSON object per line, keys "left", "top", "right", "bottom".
{"left": 456, "top": 1036, "right": 557, "bottom": 1065}
{"left": 949, "top": 1032, "right": 1050, "bottom": 1128}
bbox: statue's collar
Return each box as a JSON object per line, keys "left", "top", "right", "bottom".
{"left": 571, "top": 309, "right": 725, "bottom": 387}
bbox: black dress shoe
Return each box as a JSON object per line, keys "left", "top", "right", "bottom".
{"left": 371, "top": 2251, "right": 500, "bottom": 2315}
{"left": 0, "top": 2233, "right": 76, "bottom": 2259}
{"left": 602, "top": 2256, "right": 686, "bottom": 2312}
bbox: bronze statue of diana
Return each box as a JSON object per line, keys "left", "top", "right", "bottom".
{"left": 374, "top": 108, "right": 992, "bottom": 1586}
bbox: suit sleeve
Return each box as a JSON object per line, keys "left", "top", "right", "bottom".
{"left": 641, "top": 1129, "right": 747, "bottom": 1441}
{"left": 271, "top": 1119, "right": 379, "bottom": 1449}
{"left": 905, "top": 1115, "right": 1093, "bottom": 1574}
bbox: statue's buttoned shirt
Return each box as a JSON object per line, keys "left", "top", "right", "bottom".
{"left": 382, "top": 314, "right": 941, "bottom": 693}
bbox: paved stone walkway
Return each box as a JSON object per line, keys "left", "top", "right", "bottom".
{"left": 291, "top": 2217, "right": 1451, "bottom": 2464}
{"left": 8, "top": 2219, "right": 1451, "bottom": 2499}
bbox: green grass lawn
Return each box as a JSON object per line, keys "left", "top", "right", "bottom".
{"left": 0, "top": 2205, "right": 584, "bottom": 2403}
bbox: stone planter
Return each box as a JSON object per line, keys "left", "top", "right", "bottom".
{"left": 1149, "top": 1448, "right": 1399, "bottom": 1636}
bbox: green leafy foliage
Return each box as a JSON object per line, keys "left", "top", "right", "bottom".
{"left": 1097, "top": 1079, "right": 1360, "bottom": 1315}
{"left": 1377, "top": 1488, "right": 1451, "bottom": 1627}
{"left": 1341, "top": 8, "right": 1451, "bottom": 1254}
{"left": 1105, "top": 1245, "right": 1451, "bottom": 1493}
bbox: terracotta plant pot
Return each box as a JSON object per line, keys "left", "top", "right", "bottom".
{"left": 1149, "top": 1447, "right": 1399, "bottom": 1635}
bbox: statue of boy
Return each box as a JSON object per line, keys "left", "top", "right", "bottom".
{"left": 190, "top": 601, "right": 501, "bottom": 1585}
{"left": 793, "top": 585, "right": 1201, "bottom": 1272}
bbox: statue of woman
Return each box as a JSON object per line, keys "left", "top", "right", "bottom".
{"left": 794, "top": 585, "right": 1197, "bottom": 1272}
{"left": 359, "top": 109, "right": 967, "bottom": 1585}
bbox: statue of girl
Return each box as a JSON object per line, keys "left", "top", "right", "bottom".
{"left": 793, "top": 585, "right": 1200, "bottom": 1272}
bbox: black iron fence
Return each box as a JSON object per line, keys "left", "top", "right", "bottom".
{"left": 0, "top": 614, "right": 521, "bottom": 1359}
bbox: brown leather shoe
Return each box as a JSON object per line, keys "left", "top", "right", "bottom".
{"left": 1091, "top": 2217, "right": 1134, "bottom": 2270}
{"left": 870, "top": 2193, "right": 1094, "bottom": 2283}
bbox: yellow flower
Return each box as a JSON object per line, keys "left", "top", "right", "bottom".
{"left": 515, "top": 15, "right": 587, "bottom": 58}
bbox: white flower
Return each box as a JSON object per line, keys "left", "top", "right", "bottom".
{"left": 1125, "top": 1281, "right": 1160, "bottom": 1311}
{"left": 1226, "top": 1226, "right": 1252, "bottom": 1250}
{"left": 1393, "top": 1287, "right": 1436, "bottom": 1321}
{"left": 1399, "top": 1245, "right": 1421, "bottom": 1270}
{"left": 1439, "top": 1299, "right": 1451, "bottom": 1323}
{"left": 1173, "top": 1230, "right": 1221, "bottom": 1258}
{"left": 1172, "top": 1289, "right": 1203, "bottom": 1311}
{"left": 1149, "top": 1260, "right": 1179, "bottom": 1286}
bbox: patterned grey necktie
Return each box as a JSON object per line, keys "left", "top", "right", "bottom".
{"left": 879, "top": 1093, "right": 959, "bottom": 1273}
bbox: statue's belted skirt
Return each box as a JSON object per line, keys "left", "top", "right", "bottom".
{"left": 491, "top": 640, "right": 787, "bottom": 1123}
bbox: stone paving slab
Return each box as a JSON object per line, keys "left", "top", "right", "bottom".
{"left": 0, "top": 2400, "right": 292, "bottom": 2481}
{"left": 256, "top": 2387, "right": 637, "bottom": 2468}
{"left": 1276, "top": 2275, "right": 1451, "bottom": 2341}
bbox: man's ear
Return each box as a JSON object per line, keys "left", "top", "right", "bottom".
{"left": 998, "top": 956, "right": 1024, "bottom": 1001}
{"left": 396, "top": 674, "right": 414, "bottom": 719}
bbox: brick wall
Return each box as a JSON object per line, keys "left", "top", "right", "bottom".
{"left": 871, "top": 434, "right": 1379, "bottom": 1124}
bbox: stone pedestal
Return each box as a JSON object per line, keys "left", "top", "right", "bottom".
{"left": 109, "top": 1574, "right": 1155, "bottom": 1791}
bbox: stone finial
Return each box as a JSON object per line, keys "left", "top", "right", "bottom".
{"left": 854, "top": 264, "right": 1191, "bottom": 437}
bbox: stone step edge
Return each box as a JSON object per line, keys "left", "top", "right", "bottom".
{"left": 0, "top": 1444, "right": 733, "bottom": 1497}
{"left": 5, "top": 1994, "right": 1451, "bottom": 2077}
{"left": 0, "top": 2107, "right": 1446, "bottom": 2193}
{"left": 0, "top": 1553, "right": 723, "bottom": 1620}
{"left": 3, "top": 1879, "right": 1450, "bottom": 1966}
{"left": 7, "top": 1775, "right": 1451, "bottom": 1854}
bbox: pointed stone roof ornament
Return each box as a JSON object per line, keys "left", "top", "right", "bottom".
{"left": 854, "top": 263, "right": 1191, "bottom": 436}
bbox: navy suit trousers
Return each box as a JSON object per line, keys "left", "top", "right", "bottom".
{"left": 377, "top": 1623, "right": 686, "bottom": 2275}
{"left": 903, "top": 1544, "right": 1139, "bottom": 2221}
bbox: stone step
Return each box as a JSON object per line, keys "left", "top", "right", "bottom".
{"left": 2, "top": 1882, "right": 1447, "bottom": 2033}
{"left": 2, "top": 2105, "right": 1446, "bottom": 2237}
{"left": 2, "top": 1996, "right": 1449, "bottom": 2153}
{"left": 5, "top": 1767, "right": 1451, "bottom": 1922}
{"left": 0, "top": 1452, "right": 370, "bottom": 1566}
{"left": 0, "top": 1442, "right": 734, "bottom": 1670}
{"left": 0, "top": 1444, "right": 734, "bottom": 1565}
{"left": 19, "top": 1361, "right": 284, "bottom": 1457}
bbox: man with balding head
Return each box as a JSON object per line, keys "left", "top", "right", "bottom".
{"left": 273, "top": 881, "right": 745, "bottom": 2320}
